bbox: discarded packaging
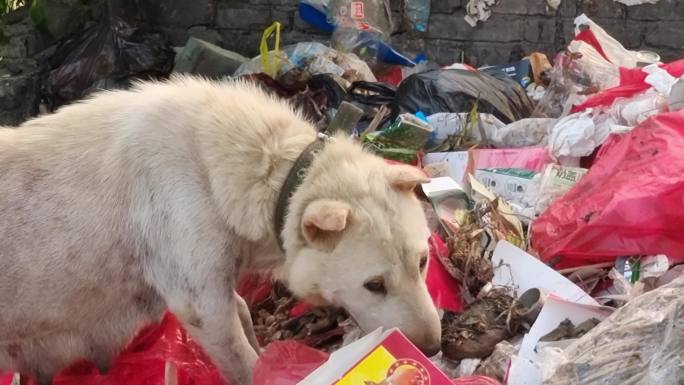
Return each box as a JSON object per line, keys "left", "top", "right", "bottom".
{"left": 572, "top": 59, "right": 684, "bottom": 113}
{"left": 574, "top": 14, "right": 658, "bottom": 68}
{"left": 298, "top": 328, "right": 454, "bottom": 385}
{"left": 669, "top": 77, "right": 684, "bottom": 111}
{"left": 506, "top": 294, "right": 612, "bottom": 385}
{"left": 464, "top": 0, "right": 499, "bottom": 27}
{"left": 532, "top": 110, "right": 684, "bottom": 269}
{"left": 173, "top": 37, "right": 248, "bottom": 77}
{"left": 480, "top": 59, "right": 533, "bottom": 89}
{"left": 548, "top": 110, "right": 609, "bottom": 158}
{"left": 46, "top": 3, "right": 174, "bottom": 108}
{"left": 533, "top": 164, "right": 587, "bottom": 215}
{"left": 542, "top": 276, "right": 684, "bottom": 385}
{"left": 405, "top": 0, "right": 431, "bottom": 32}
{"left": 426, "top": 112, "right": 506, "bottom": 150}
{"left": 474, "top": 168, "right": 536, "bottom": 207}
{"left": 491, "top": 118, "right": 555, "bottom": 148}
{"left": 393, "top": 69, "right": 534, "bottom": 124}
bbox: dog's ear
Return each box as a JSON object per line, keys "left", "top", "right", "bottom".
{"left": 386, "top": 164, "right": 430, "bottom": 193}
{"left": 301, "top": 199, "right": 351, "bottom": 250}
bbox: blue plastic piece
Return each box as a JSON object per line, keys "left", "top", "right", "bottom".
{"left": 415, "top": 111, "right": 428, "bottom": 122}
{"left": 377, "top": 40, "right": 416, "bottom": 67}
{"left": 297, "top": 3, "right": 335, "bottom": 33}
{"left": 413, "top": 53, "right": 427, "bottom": 64}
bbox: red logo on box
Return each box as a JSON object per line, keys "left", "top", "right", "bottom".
{"left": 351, "top": 1, "right": 365, "bottom": 19}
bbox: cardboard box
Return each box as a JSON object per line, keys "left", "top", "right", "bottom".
{"left": 474, "top": 168, "right": 536, "bottom": 204}
{"left": 423, "top": 151, "right": 469, "bottom": 184}
{"left": 480, "top": 58, "right": 533, "bottom": 88}
{"left": 298, "top": 328, "right": 452, "bottom": 385}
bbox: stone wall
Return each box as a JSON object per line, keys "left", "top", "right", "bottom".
{"left": 1, "top": 0, "right": 683, "bottom": 125}
{"left": 157, "top": 0, "right": 684, "bottom": 66}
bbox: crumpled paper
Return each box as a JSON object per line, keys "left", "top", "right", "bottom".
{"left": 464, "top": 0, "right": 499, "bottom": 27}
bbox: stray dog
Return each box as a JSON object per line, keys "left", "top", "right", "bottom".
{"left": 0, "top": 75, "right": 441, "bottom": 384}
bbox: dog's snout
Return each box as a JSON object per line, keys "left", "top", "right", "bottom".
{"left": 418, "top": 342, "right": 441, "bottom": 357}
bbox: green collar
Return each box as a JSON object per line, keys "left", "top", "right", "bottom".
{"left": 273, "top": 134, "right": 329, "bottom": 251}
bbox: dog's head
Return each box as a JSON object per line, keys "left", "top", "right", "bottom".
{"left": 280, "top": 139, "right": 441, "bottom": 356}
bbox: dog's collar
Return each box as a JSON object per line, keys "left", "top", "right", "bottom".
{"left": 274, "top": 133, "right": 330, "bottom": 251}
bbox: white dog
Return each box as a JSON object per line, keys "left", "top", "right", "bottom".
{"left": 0, "top": 75, "right": 441, "bottom": 384}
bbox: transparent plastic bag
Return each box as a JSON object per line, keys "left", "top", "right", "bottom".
{"left": 232, "top": 22, "right": 293, "bottom": 78}
{"left": 532, "top": 44, "right": 619, "bottom": 119}
{"left": 542, "top": 276, "right": 684, "bottom": 385}
{"left": 329, "top": 0, "right": 392, "bottom": 39}
{"left": 287, "top": 41, "right": 376, "bottom": 81}
{"left": 608, "top": 90, "right": 668, "bottom": 127}
{"left": 236, "top": 41, "right": 376, "bottom": 82}
{"left": 330, "top": 0, "right": 392, "bottom": 66}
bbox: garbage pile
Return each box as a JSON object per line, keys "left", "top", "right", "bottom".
{"left": 3, "top": 2, "right": 684, "bottom": 385}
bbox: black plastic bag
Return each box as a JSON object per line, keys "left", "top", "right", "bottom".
{"left": 391, "top": 69, "right": 534, "bottom": 124}
{"left": 348, "top": 81, "right": 396, "bottom": 107}
{"left": 45, "top": 1, "right": 174, "bottom": 108}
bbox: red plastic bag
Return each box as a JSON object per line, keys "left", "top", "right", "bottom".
{"left": 52, "top": 312, "right": 223, "bottom": 385}
{"left": 531, "top": 110, "right": 684, "bottom": 269}
{"left": 0, "top": 373, "right": 35, "bottom": 385}
{"left": 573, "top": 29, "right": 609, "bottom": 62}
{"left": 572, "top": 59, "right": 684, "bottom": 113}
{"left": 236, "top": 271, "right": 273, "bottom": 307}
{"left": 376, "top": 66, "right": 404, "bottom": 86}
{"left": 427, "top": 233, "right": 463, "bottom": 313}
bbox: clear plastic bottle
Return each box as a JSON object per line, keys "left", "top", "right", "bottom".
{"left": 405, "top": 0, "right": 430, "bottom": 33}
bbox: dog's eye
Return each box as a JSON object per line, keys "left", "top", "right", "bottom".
{"left": 419, "top": 255, "right": 428, "bottom": 271}
{"left": 363, "top": 277, "right": 386, "bottom": 295}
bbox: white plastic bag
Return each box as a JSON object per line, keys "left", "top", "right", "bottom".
{"left": 567, "top": 40, "right": 621, "bottom": 91}
{"left": 491, "top": 118, "right": 556, "bottom": 148}
{"left": 548, "top": 110, "right": 609, "bottom": 158}
{"left": 643, "top": 63, "right": 678, "bottom": 95}
{"left": 609, "top": 90, "right": 668, "bottom": 127}
{"left": 574, "top": 14, "right": 660, "bottom": 68}
{"left": 425, "top": 112, "right": 505, "bottom": 147}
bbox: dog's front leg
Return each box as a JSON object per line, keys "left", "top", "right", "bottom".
{"left": 151, "top": 213, "right": 259, "bottom": 384}
{"left": 167, "top": 283, "right": 259, "bottom": 385}
{"left": 235, "top": 291, "right": 261, "bottom": 353}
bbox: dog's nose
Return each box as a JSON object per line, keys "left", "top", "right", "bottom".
{"left": 418, "top": 343, "right": 441, "bottom": 357}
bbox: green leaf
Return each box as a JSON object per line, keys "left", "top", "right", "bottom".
{"left": 29, "top": 0, "right": 47, "bottom": 27}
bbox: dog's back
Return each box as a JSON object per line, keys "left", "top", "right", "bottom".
{"left": 0, "top": 94, "right": 149, "bottom": 377}
{"left": 0, "top": 76, "right": 315, "bottom": 381}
